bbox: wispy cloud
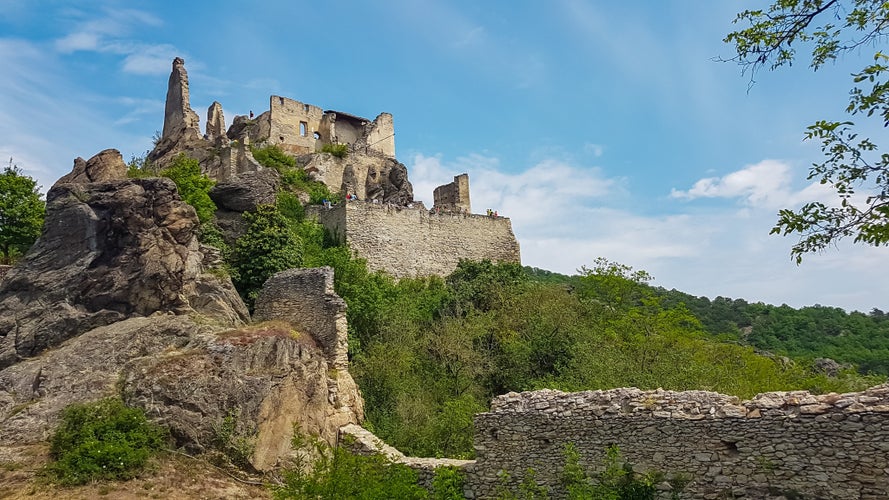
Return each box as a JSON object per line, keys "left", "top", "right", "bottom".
{"left": 409, "top": 151, "right": 889, "bottom": 311}
{"left": 52, "top": 7, "right": 175, "bottom": 75}
{"left": 670, "top": 159, "right": 834, "bottom": 209}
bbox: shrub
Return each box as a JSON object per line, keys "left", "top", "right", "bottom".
{"left": 251, "top": 144, "right": 296, "bottom": 171}
{"left": 274, "top": 439, "right": 428, "bottom": 499}
{"left": 46, "top": 398, "right": 166, "bottom": 485}
{"left": 321, "top": 143, "right": 349, "bottom": 158}
{"left": 229, "top": 205, "right": 302, "bottom": 308}
{"left": 160, "top": 153, "right": 216, "bottom": 224}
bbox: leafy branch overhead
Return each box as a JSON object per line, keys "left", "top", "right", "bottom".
{"left": 724, "top": 0, "right": 889, "bottom": 262}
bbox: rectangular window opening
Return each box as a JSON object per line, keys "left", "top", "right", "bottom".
{"left": 299, "top": 121, "right": 308, "bottom": 137}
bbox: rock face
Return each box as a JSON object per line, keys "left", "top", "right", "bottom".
{"left": 0, "top": 152, "right": 364, "bottom": 472}
{"left": 304, "top": 153, "right": 413, "bottom": 204}
{"left": 0, "top": 149, "right": 248, "bottom": 369}
{"left": 56, "top": 148, "right": 128, "bottom": 184}
{"left": 0, "top": 316, "right": 198, "bottom": 445}
{"left": 209, "top": 169, "right": 280, "bottom": 213}
{"left": 124, "top": 320, "right": 363, "bottom": 471}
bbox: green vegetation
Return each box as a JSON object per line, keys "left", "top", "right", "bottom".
{"left": 657, "top": 289, "right": 889, "bottom": 377}
{"left": 493, "top": 444, "right": 686, "bottom": 500}
{"left": 125, "top": 153, "right": 157, "bottom": 179}
{"left": 0, "top": 161, "right": 44, "bottom": 264}
{"left": 252, "top": 144, "right": 337, "bottom": 204}
{"left": 229, "top": 205, "right": 302, "bottom": 307}
{"left": 46, "top": 398, "right": 166, "bottom": 485}
{"left": 321, "top": 143, "right": 349, "bottom": 159}
{"left": 318, "top": 256, "right": 879, "bottom": 459}
{"left": 274, "top": 433, "right": 458, "bottom": 499}
{"left": 159, "top": 153, "right": 216, "bottom": 224}
{"left": 724, "top": 1, "right": 889, "bottom": 261}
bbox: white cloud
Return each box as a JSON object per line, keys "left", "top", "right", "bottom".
{"left": 409, "top": 152, "right": 889, "bottom": 312}
{"left": 54, "top": 32, "right": 100, "bottom": 53}
{"left": 670, "top": 159, "right": 835, "bottom": 209}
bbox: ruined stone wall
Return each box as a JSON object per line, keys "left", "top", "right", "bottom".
{"left": 308, "top": 202, "right": 521, "bottom": 278}
{"left": 268, "top": 96, "right": 326, "bottom": 155}
{"left": 434, "top": 173, "right": 471, "bottom": 213}
{"left": 361, "top": 113, "right": 395, "bottom": 157}
{"left": 469, "top": 386, "right": 889, "bottom": 499}
{"left": 253, "top": 267, "right": 348, "bottom": 369}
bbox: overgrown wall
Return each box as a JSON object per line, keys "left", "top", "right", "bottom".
{"left": 470, "top": 386, "right": 889, "bottom": 499}
{"left": 308, "top": 201, "right": 521, "bottom": 278}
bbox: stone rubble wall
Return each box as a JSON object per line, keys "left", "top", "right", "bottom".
{"left": 339, "top": 424, "right": 474, "bottom": 493}
{"left": 308, "top": 201, "right": 521, "bottom": 278}
{"left": 470, "top": 385, "right": 889, "bottom": 499}
{"left": 0, "top": 266, "right": 11, "bottom": 284}
{"left": 253, "top": 267, "right": 348, "bottom": 370}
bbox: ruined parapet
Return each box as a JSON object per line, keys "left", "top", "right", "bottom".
{"left": 253, "top": 267, "right": 348, "bottom": 370}
{"left": 339, "top": 424, "right": 474, "bottom": 494}
{"left": 433, "top": 173, "right": 471, "bottom": 213}
{"left": 470, "top": 385, "right": 889, "bottom": 499}
{"left": 206, "top": 101, "right": 226, "bottom": 143}
{"left": 308, "top": 202, "right": 520, "bottom": 278}
{"left": 161, "top": 57, "right": 202, "bottom": 144}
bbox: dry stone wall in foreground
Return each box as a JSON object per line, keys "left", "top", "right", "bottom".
{"left": 469, "top": 385, "right": 889, "bottom": 499}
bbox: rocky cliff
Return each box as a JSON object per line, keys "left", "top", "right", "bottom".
{"left": 0, "top": 150, "right": 363, "bottom": 472}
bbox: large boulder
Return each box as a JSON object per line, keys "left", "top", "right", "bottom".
{"left": 56, "top": 148, "right": 127, "bottom": 184}
{"left": 0, "top": 315, "right": 198, "bottom": 445}
{"left": 0, "top": 150, "right": 248, "bottom": 369}
{"left": 209, "top": 169, "right": 280, "bottom": 213}
{"left": 123, "top": 320, "right": 363, "bottom": 471}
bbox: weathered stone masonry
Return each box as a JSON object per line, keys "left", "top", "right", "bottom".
{"left": 469, "top": 386, "right": 889, "bottom": 499}
{"left": 308, "top": 201, "right": 521, "bottom": 278}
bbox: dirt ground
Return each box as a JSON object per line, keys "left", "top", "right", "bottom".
{"left": 0, "top": 445, "right": 272, "bottom": 500}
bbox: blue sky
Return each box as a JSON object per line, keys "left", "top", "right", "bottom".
{"left": 1, "top": 0, "right": 885, "bottom": 312}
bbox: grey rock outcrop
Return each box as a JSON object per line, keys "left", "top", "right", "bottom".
{"left": 56, "top": 148, "right": 128, "bottom": 184}
{"left": 0, "top": 150, "right": 248, "bottom": 369}
{"left": 0, "top": 316, "right": 198, "bottom": 445}
{"left": 306, "top": 153, "right": 413, "bottom": 204}
{"left": 206, "top": 101, "right": 226, "bottom": 142}
{"left": 209, "top": 169, "right": 280, "bottom": 213}
{"left": 124, "top": 320, "right": 364, "bottom": 471}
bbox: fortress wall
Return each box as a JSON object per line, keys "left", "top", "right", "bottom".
{"left": 310, "top": 202, "right": 521, "bottom": 278}
{"left": 469, "top": 386, "right": 889, "bottom": 499}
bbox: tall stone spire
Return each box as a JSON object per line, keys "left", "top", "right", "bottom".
{"left": 161, "top": 57, "right": 201, "bottom": 142}
{"left": 206, "top": 101, "right": 226, "bottom": 142}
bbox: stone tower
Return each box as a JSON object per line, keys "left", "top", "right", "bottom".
{"left": 433, "top": 173, "right": 471, "bottom": 213}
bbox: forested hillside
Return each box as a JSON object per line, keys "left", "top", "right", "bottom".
{"left": 526, "top": 265, "right": 889, "bottom": 377}
{"left": 656, "top": 290, "right": 889, "bottom": 376}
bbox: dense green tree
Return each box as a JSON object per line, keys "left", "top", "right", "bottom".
{"left": 229, "top": 205, "right": 302, "bottom": 306}
{"left": 160, "top": 153, "right": 216, "bottom": 223}
{"left": 725, "top": 0, "right": 889, "bottom": 261}
{"left": 0, "top": 162, "right": 44, "bottom": 263}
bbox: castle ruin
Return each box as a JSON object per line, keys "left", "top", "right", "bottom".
{"left": 148, "top": 57, "right": 521, "bottom": 278}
